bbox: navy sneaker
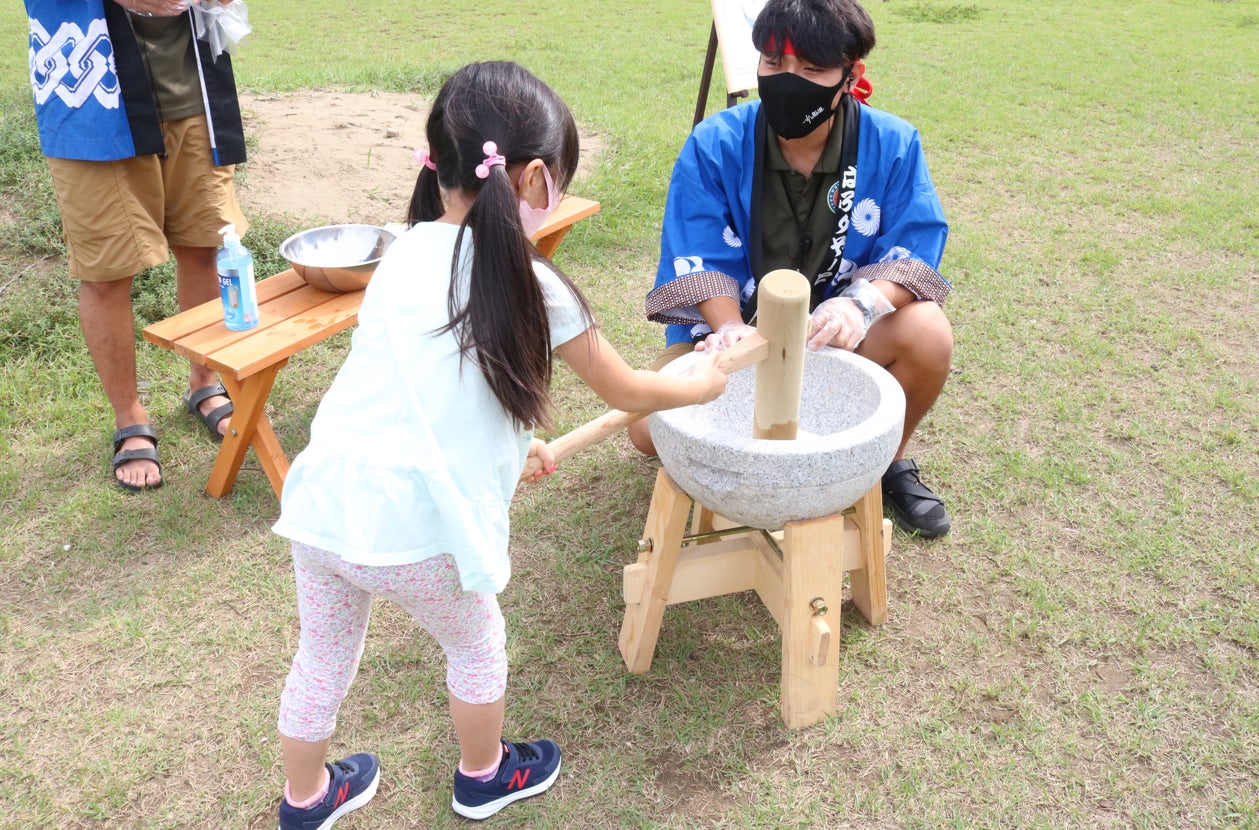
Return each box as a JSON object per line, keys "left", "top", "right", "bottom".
{"left": 452, "top": 739, "right": 562, "bottom": 820}
{"left": 278, "top": 752, "right": 381, "bottom": 830}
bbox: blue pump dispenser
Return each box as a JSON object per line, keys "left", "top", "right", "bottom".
{"left": 217, "top": 224, "right": 259, "bottom": 331}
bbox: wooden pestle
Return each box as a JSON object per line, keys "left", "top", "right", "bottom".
{"left": 518, "top": 331, "right": 770, "bottom": 482}
{"left": 752, "top": 269, "right": 810, "bottom": 440}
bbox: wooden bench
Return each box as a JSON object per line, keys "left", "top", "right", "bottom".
{"left": 143, "top": 196, "right": 601, "bottom": 499}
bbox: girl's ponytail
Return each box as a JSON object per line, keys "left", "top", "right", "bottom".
{"left": 415, "top": 62, "right": 590, "bottom": 429}
{"left": 406, "top": 163, "right": 443, "bottom": 225}
{"left": 455, "top": 143, "right": 554, "bottom": 428}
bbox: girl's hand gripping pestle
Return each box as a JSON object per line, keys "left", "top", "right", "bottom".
{"left": 518, "top": 332, "right": 770, "bottom": 483}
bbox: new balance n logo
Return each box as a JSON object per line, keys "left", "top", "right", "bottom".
{"left": 508, "top": 768, "right": 531, "bottom": 790}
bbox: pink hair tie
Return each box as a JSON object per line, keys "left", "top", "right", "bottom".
{"left": 475, "top": 141, "right": 506, "bottom": 179}
{"left": 413, "top": 149, "right": 437, "bottom": 170}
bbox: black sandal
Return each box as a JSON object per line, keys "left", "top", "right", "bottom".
{"left": 112, "top": 424, "right": 163, "bottom": 492}
{"left": 183, "top": 383, "right": 234, "bottom": 444}
{"left": 881, "top": 458, "right": 951, "bottom": 538}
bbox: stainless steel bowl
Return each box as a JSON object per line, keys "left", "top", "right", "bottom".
{"left": 279, "top": 224, "right": 397, "bottom": 293}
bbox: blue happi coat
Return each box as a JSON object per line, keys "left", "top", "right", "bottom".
{"left": 25, "top": 0, "right": 245, "bottom": 164}
{"left": 649, "top": 98, "right": 949, "bottom": 346}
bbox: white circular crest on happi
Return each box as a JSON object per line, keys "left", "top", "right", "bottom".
{"left": 852, "top": 198, "right": 880, "bottom": 236}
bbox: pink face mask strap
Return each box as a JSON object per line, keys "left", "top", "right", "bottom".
{"left": 517, "top": 163, "right": 557, "bottom": 201}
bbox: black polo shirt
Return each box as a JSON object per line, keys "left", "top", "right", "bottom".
{"left": 760, "top": 109, "right": 847, "bottom": 283}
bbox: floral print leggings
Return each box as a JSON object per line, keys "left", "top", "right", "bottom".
{"left": 278, "top": 542, "right": 507, "bottom": 743}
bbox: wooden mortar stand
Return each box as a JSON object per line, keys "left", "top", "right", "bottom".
{"left": 616, "top": 269, "right": 891, "bottom": 729}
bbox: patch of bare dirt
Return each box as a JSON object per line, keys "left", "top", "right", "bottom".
{"left": 235, "top": 90, "right": 604, "bottom": 227}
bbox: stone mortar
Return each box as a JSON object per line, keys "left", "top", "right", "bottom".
{"left": 649, "top": 348, "right": 906, "bottom": 530}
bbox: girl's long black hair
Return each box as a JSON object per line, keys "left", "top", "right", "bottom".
{"left": 406, "top": 61, "right": 591, "bottom": 430}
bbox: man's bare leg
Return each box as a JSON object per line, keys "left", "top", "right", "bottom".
{"left": 80, "top": 277, "right": 160, "bottom": 489}
{"left": 856, "top": 300, "right": 953, "bottom": 460}
{"left": 173, "top": 244, "right": 232, "bottom": 437}
{"left": 858, "top": 300, "right": 953, "bottom": 536}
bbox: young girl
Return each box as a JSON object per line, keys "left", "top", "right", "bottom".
{"left": 269, "top": 61, "right": 728, "bottom": 828}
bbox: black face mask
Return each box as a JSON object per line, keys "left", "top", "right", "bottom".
{"left": 757, "top": 70, "right": 846, "bottom": 140}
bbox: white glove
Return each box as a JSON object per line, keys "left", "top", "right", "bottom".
{"left": 697, "top": 319, "right": 757, "bottom": 353}
{"left": 806, "top": 278, "right": 895, "bottom": 351}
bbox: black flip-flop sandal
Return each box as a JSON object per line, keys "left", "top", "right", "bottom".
{"left": 183, "top": 383, "right": 234, "bottom": 444}
{"left": 112, "top": 424, "right": 163, "bottom": 493}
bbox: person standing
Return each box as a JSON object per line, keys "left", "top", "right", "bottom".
{"left": 269, "top": 61, "right": 727, "bottom": 827}
{"left": 25, "top": 0, "right": 247, "bottom": 490}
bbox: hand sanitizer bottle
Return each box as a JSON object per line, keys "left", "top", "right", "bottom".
{"left": 217, "top": 224, "right": 259, "bottom": 331}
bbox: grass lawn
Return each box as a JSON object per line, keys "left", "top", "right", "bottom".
{"left": 2, "top": 0, "right": 1257, "bottom": 827}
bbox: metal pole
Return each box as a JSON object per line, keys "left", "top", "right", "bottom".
{"left": 694, "top": 22, "right": 719, "bottom": 128}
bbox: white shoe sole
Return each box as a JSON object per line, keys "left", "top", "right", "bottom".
{"left": 451, "top": 759, "right": 562, "bottom": 820}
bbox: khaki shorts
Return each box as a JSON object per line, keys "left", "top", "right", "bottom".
{"left": 46, "top": 115, "right": 247, "bottom": 282}
{"left": 650, "top": 341, "right": 698, "bottom": 371}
